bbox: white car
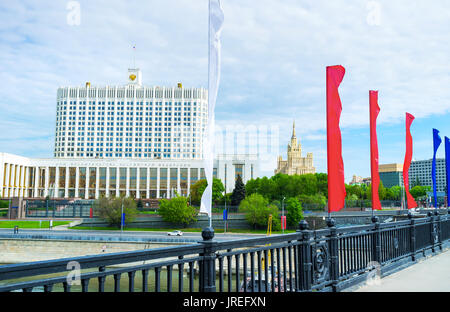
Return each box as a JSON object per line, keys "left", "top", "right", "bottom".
{"left": 167, "top": 230, "right": 183, "bottom": 236}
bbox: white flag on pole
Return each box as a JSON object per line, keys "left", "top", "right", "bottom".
{"left": 200, "top": 0, "right": 224, "bottom": 219}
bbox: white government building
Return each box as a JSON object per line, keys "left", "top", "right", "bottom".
{"left": 0, "top": 69, "right": 259, "bottom": 200}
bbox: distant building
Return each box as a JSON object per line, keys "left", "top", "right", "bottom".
{"left": 379, "top": 160, "right": 447, "bottom": 192}
{"left": 275, "top": 121, "right": 315, "bottom": 176}
{"left": 379, "top": 163, "right": 403, "bottom": 188}
{"left": 409, "top": 159, "right": 447, "bottom": 192}
{"left": 349, "top": 175, "right": 371, "bottom": 186}
{"left": 0, "top": 68, "right": 259, "bottom": 200}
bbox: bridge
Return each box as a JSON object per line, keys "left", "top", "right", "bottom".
{"left": 0, "top": 210, "right": 448, "bottom": 292}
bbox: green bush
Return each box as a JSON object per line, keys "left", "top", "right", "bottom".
{"left": 159, "top": 195, "right": 198, "bottom": 227}
{"left": 285, "top": 197, "right": 303, "bottom": 226}
{"left": 239, "top": 193, "right": 280, "bottom": 230}
{"left": 94, "top": 196, "right": 138, "bottom": 228}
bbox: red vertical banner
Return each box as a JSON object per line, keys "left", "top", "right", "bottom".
{"left": 281, "top": 216, "right": 286, "bottom": 230}
{"left": 403, "top": 112, "right": 418, "bottom": 209}
{"left": 326, "top": 65, "right": 346, "bottom": 213}
{"left": 370, "top": 91, "right": 382, "bottom": 211}
{"left": 90, "top": 207, "right": 93, "bottom": 218}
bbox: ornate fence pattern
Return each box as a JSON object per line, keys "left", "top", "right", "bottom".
{"left": 0, "top": 211, "right": 449, "bottom": 292}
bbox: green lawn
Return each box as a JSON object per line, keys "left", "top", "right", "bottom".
{"left": 0, "top": 220, "right": 72, "bottom": 229}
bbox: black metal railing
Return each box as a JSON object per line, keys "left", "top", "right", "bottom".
{"left": 0, "top": 210, "right": 449, "bottom": 292}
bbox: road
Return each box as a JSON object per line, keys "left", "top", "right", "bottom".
{"left": 353, "top": 250, "right": 450, "bottom": 292}
{"left": 0, "top": 228, "right": 266, "bottom": 243}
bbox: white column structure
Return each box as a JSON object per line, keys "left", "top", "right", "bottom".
{"left": 244, "top": 164, "right": 251, "bottom": 183}
{"left": 24, "top": 167, "right": 29, "bottom": 198}
{"left": 22, "top": 166, "right": 26, "bottom": 197}
{"left": 7, "top": 164, "right": 12, "bottom": 197}
{"left": 64, "top": 166, "right": 69, "bottom": 198}
{"left": 10, "top": 165, "right": 15, "bottom": 197}
{"left": 116, "top": 166, "right": 120, "bottom": 197}
{"left": 95, "top": 167, "right": 100, "bottom": 199}
{"left": 166, "top": 168, "right": 170, "bottom": 199}
{"left": 11, "top": 165, "right": 16, "bottom": 197}
{"left": 226, "top": 164, "right": 234, "bottom": 193}
{"left": 146, "top": 167, "right": 150, "bottom": 199}
{"left": 75, "top": 166, "right": 80, "bottom": 198}
{"left": 105, "top": 166, "right": 110, "bottom": 197}
{"left": 44, "top": 166, "right": 49, "bottom": 197}
{"left": 15, "top": 165, "right": 20, "bottom": 197}
{"left": 16, "top": 165, "right": 19, "bottom": 196}
{"left": 126, "top": 167, "right": 130, "bottom": 197}
{"left": 55, "top": 166, "right": 59, "bottom": 198}
{"left": 34, "top": 166, "right": 39, "bottom": 198}
{"left": 156, "top": 167, "right": 160, "bottom": 198}
{"left": 187, "top": 168, "right": 191, "bottom": 196}
{"left": 8, "top": 164, "right": 12, "bottom": 197}
{"left": 136, "top": 167, "right": 140, "bottom": 199}
{"left": 177, "top": 167, "right": 181, "bottom": 195}
{"left": 85, "top": 167, "right": 89, "bottom": 200}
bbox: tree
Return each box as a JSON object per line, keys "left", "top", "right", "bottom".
{"left": 189, "top": 178, "right": 225, "bottom": 206}
{"left": 297, "top": 194, "right": 327, "bottom": 210}
{"left": 285, "top": 197, "right": 303, "bottom": 226}
{"left": 271, "top": 173, "right": 291, "bottom": 201}
{"left": 158, "top": 194, "right": 198, "bottom": 227}
{"left": 315, "top": 173, "right": 328, "bottom": 198}
{"left": 239, "top": 193, "right": 280, "bottom": 230}
{"left": 231, "top": 175, "right": 246, "bottom": 206}
{"left": 378, "top": 181, "right": 387, "bottom": 200}
{"left": 388, "top": 186, "right": 402, "bottom": 200}
{"left": 245, "top": 178, "right": 260, "bottom": 197}
{"left": 136, "top": 198, "right": 144, "bottom": 210}
{"left": 95, "top": 196, "right": 138, "bottom": 228}
{"left": 258, "top": 177, "right": 277, "bottom": 200}
{"left": 410, "top": 185, "right": 431, "bottom": 200}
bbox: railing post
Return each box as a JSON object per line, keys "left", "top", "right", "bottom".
{"left": 408, "top": 213, "right": 416, "bottom": 261}
{"left": 199, "top": 227, "right": 217, "bottom": 292}
{"left": 326, "top": 218, "right": 339, "bottom": 291}
{"left": 427, "top": 211, "right": 437, "bottom": 253}
{"left": 297, "top": 220, "right": 312, "bottom": 292}
{"left": 372, "top": 216, "right": 381, "bottom": 264}
{"left": 432, "top": 210, "right": 441, "bottom": 252}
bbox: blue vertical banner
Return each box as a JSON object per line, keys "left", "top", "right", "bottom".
{"left": 121, "top": 213, "right": 126, "bottom": 227}
{"left": 445, "top": 137, "right": 450, "bottom": 207}
{"left": 432, "top": 129, "right": 442, "bottom": 208}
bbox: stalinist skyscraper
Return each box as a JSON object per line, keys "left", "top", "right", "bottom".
{"left": 275, "top": 121, "right": 315, "bottom": 175}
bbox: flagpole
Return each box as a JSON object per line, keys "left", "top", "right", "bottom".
{"left": 208, "top": 0, "right": 212, "bottom": 229}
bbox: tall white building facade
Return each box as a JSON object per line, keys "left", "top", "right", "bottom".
{"left": 409, "top": 159, "right": 447, "bottom": 192}
{"left": 0, "top": 69, "right": 259, "bottom": 200}
{"left": 55, "top": 69, "right": 208, "bottom": 160}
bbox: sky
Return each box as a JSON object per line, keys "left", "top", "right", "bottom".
{"left": 0, "top": 0, "right": 449, "bottom": 181}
